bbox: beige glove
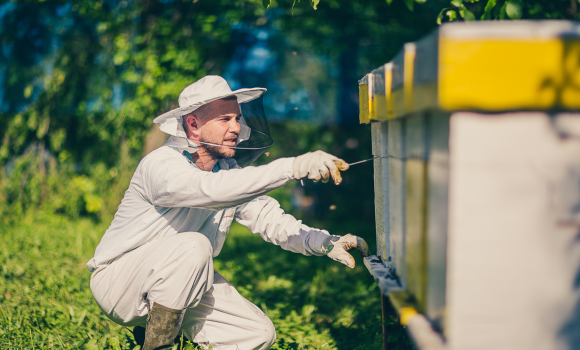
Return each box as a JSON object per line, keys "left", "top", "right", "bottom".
{"left": 293, "top": 150, "right": 350, "bottom": 185}
{"left": 323, "top": 234, "right": 369, "bottom": 268}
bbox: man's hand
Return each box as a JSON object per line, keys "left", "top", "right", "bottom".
{"left": 322, "top": 234, "right": 369, "bottom": 268}
{"left": 293, "top": 150, "right": 349, "bottom": 185}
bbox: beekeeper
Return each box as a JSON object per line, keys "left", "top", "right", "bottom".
{"left": 88, "top": 76, "right": 369, "bottom": 350}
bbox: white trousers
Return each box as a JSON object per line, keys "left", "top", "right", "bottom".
{"left": 90, "top": 232, "right": 276, "bottom": 350}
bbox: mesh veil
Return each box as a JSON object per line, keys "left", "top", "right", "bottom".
{"left": 232, "top": 95, "right": 274, "bottom": 167}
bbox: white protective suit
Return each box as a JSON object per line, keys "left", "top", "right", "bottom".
{"left": 88, "top": 136, "right": 331, "bottom": 349}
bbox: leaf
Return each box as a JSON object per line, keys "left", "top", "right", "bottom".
{"left": 447, "top": 9, "right": 457, "bottom": 21}
{"left": 481, "top": 0, "right": 496, "bottom": 20}
{"left": 386, "top": 0, "right": 394, "bottom": 4}
{"left": 310, "top": 0, "right": 320, "bottom": 10}
{"left": 76, "top": 308, "right": 87, "bottom": 327}
{"left": 459, "top": 5, "right": 476, "bottom": 21}
{"left": 292, "top": 0, "right": 298, "bottom": 15}
{"left": 437, "top": 8, "right": 446, "bottom": 24}
{"left": 450, "top": 0, "right": 463, "bottom": 7}
{"left": 499, "top": 1, "right": 508, "bottom": 19}
{"left": 505, "top": 0, "right": 523, "bottom": 19}
{"left": 438, "top": 7, "right": 459, "bottom": 24}
{"left": 24, "top": 85, "right": 33, "bottom": 98}
{"left": 403, "top": 0, "right": 414, "bottom": 11}
{"left": 85, "top": 339, "right": 99, "bottom": 350}
{"left": 262, "top": 0, "right": 271, "bottom": 9}
{"left": 109, "top": 336, "right": 121, "bottom": 350}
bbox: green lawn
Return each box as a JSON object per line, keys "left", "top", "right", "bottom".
{"left": 0, "top": 210, "right": 385, "bottom": 349}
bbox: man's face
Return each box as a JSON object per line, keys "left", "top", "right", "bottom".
{"left": 192, "top": 98, "right": 242, "bottom": 159}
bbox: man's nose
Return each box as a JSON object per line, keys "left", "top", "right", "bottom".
{"left": 229, "top": 118, "right": 241, "bottom": 134}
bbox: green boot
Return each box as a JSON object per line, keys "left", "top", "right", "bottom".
{"left": 142, "top": 302, "right": 184, "bottom": 350}
{"left": 133, "top": 326, "right": 193, "bottom": 350}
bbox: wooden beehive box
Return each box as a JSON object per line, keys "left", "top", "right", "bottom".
{"left": 361, "top": 21, "right": 580, "bottom": 350}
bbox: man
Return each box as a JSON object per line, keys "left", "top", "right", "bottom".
{"left": 88, "top": 76, "right": 369, "bottom": 350}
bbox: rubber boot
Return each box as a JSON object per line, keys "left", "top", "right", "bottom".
{"left": 133, "top": 326, "right": 197, "bottom": 350}
{"left": 142, "top": 302, "right": 184, "bottom": 350}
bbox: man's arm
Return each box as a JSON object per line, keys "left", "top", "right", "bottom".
{"left": 141, "top": 152, "right": 295, "bottom": 211}
{"left": 235, "top": 195, "right": 369, "bottom": 268}
{"left": 234, "top": 195, "right": 330, "bottom": 256}
{"left": 142, "top": 149, "right": 350, "bottom": 212}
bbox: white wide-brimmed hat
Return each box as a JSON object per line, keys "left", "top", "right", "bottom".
{"left": 153, "top": 75, "right": 266, "bottom": 138}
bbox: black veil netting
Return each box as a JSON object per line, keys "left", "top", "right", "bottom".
{"left": 233, "top": 95, "right": 274, "bottom": 167}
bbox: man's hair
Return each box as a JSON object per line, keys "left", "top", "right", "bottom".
{"left": 182, "top": 95, "right": 238, "bottom": 132}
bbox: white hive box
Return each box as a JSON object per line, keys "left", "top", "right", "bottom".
{"left": 360, "top": 21, "right": 580, "bottom": 350}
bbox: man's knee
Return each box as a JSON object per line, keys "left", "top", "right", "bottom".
{"left": 254, "top": 316, "right": 276, "bottom": 349}
{"left": 171, "top": 232, "right": 213, "bottom": 265}
{"left": 148, "top": 233, "right": 214, "bottom": 309}
{"left": 157, "top": 232, "right": 214, "bottom": 288}
{"left": 178, "top": 232, "right": 212, "bottom": 251}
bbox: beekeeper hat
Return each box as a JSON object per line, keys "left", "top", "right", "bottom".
{"left": 153, "top": 75, "right": 265, "bottom": 137}
{"left": 154, "top": 75, "right": 274, "bottom": 166}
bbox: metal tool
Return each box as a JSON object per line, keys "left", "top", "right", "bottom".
{"left": 299, "top": 156, "right": 379, "bottom": 186}
{"left": 348, "top": 156, "right": 379, "bottom": 166}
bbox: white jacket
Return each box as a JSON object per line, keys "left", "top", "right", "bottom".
{"left": 87, "top": 144, "right": 330, "bottom": 272}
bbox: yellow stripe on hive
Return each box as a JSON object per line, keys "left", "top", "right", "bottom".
{"left": 372, "top": 94, "right": 387, "bottom": 121}
{"left": 439, "top": 38, "right": 580, "bottom": 111}
{"left": 368, "top": 73, "right": 375, "bottom": 121}
{"left": 404, "top": 44, "right": 416, "bottom": 112}
{"left": 385, "top": 63, "right": 394, "bottom": 119}
{"left": 359, "top": 82, "right": 370, "bottom": 124}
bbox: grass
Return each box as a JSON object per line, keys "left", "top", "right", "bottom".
{"left": 0, "top": 208, "right": 386, "bottom": 349}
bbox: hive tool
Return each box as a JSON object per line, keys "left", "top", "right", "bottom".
{"left": 348, "top": 156, "right": 379, "bottom": 166}
{"left": 299, "top": 156, "right": 380, "bottom": 186}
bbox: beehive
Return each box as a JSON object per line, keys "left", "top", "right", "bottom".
{"left": 362, "top": 21, "right": 580, "bottom": 350}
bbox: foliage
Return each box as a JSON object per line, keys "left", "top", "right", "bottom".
{"left": 278, "top": 0, "right": 579, "bottom": 23}
{"left": 0, "top": 140, "right": 136, "bottom": 226}
{"left": 434, "top": 0, "right": 578, "bottom": 23}
{"left": 0, "top": 0, "right": 269, "bottom": 169}
{"left": 0, "top": 0, "right": 266, "bottom": 221}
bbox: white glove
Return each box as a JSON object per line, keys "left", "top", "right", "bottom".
{"left": 293, "top": 150, "right": 349, "bottom": 185}
{"left": 322, "top": 234, "right": 369, "bottom": 269}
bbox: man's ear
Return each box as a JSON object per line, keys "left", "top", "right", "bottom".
{"left": 185, "top": 115, "right": 201, "bottom": 136}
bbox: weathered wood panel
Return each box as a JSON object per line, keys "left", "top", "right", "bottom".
{"left": 405, "top": 114, "right": 428, "bottom": 312}
{"left": 372, "top": 121, "right": 389, "bottom": 261}
{"left": 388, "top": 119, "right": 406, "bottom": 283}
{"left": 425, "top": 112, "right": 450, "bottom": 331}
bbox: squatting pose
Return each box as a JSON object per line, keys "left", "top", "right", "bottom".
{"left": 88, "top": 75, "right": 368, "bottom": 350}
